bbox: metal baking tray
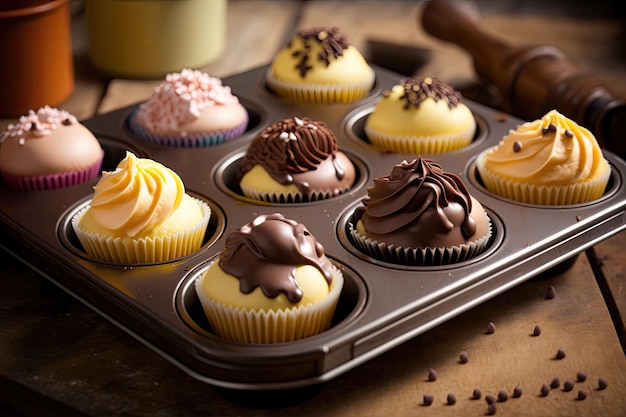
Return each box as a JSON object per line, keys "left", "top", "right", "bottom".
{"left": 1, "top": 65, "right": 625, "bottom": 390}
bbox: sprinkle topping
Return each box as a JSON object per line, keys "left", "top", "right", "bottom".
{"left": 384, "top": 77, "right": 462, "bottom": 110}
{"left": 289, "top": 27, "right": 350, "bottom": 77}
{"left": 0, "top": 106, "right": 77, "bottom": 145}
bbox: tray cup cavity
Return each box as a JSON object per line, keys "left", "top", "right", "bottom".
{"left": 176, "top": 257, "right": 368, "bottom": 343}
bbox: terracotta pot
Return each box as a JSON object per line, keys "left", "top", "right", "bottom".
{"left": 0, "top": 0, "right": 74, "bottom": 118}
{"left": 85, "top": 0, "right": 227, "bottom": 79}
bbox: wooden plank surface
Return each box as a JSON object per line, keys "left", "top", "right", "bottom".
{"left": 1, "top": 1, "right": 626, "bottom": 416}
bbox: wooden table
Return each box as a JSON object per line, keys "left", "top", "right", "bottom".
{"left": 1, "top": 1, "right": 625, "bottom": 416}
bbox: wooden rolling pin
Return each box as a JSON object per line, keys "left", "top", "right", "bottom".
{"left": 421, "top": 0, "right": 626, "bottom": 158}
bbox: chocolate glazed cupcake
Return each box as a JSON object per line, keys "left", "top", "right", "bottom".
{"left": 238, "top": 116, "right": 356, "bottom": 203}
{"left": 351, "top": 157, "right": 491, "bottom": 265}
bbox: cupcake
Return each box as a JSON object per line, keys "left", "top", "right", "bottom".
{"left": 266, "top": 27, "right": 375, "bottom": 104}
{"left": 0, "top": 106, "right": 103, "bottom": 191}
{"left": 364, "top": 77, "right": 476, "bottom": 154}
{"left": 72, "top": 152, "right": 211, "bottom": 264}
{"left": 351, "top": 157, "right": 491, "bottom": 265}
{"left": 476, "top": 109, "right": 611, "bottom": 205}
{"left": 194, "top": 213, "right": 344, "bottom": 344}
{"left": 128, "top": 68, "right": 248, "bottom": 147}
{"left": 238, "top": 116, "right": 356, "bottom": 203}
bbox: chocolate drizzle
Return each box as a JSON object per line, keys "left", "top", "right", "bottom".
{"left": 239, "top": 117, "right": 346, "bottom": 195}
{"left": 219, "top": 213, "right": 334, "bottom": 303}
{"left": 357, "top": 157, "right": 480, "bottom": 247}
{"left": 288, "top": 27, "right": 350, "bottom": 77}
{"left": 386, "top": 77, "right": 462, "bottom": 110}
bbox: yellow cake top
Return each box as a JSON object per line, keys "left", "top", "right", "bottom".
{"left": 270, "top": 27, "right": 373, "bottom": 85}
{"left": 480, "top": 110, "right": 609, "bottom": 185}
{"left": 88, "top": 152, "right": 185, "bottom": 237}
{"left": 365, "top": 77, "right": 475, "bottom": 137}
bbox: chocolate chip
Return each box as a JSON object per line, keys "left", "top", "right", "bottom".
{"left": 423, "top": 393, "right": 434, "bottom": 406}
{"left": 62, "top": 118, "right": 73, "bottom": 126}
{"left": 472, "top": 388, "right": 482, "bottom": 400}
{"left": 542, "top": 123, "right": 557, "bottom": 134}
{"left": 550, "top": 377, "right": 560, "bottom": 389}
{"left": 555, "top": 348, "right": 566, "bottom": 360}
{"left": 29, "top": 122, "right": 38, "bottom": 131}
{"left": 577, "top": 371, "right": 587, "bottom": 382}
{"left": 533, "top": 324, "right": 542, "bottom": 336}
{"left": 512, "top": 385, "right": 523, "bottom": 398}
{"left": 577, "top": 389, "right": 588, "bottom": 400}
{"left": 563, "top": 380, "right": 575, "bottom": 392}
{"left": 513, "top": 140, "right": 523, "bottom": 152}
{"left": 598, "top": 377, "right": 608, "bottom": 390}
{"left": 545, "top": 286, "right": 556, "bottom": 299}
{"left": 487, "top": 402, "right": 497, "bottom": 415}
{"left": 486, "top": 321, "right": 496, "bottom": 334}
{"left": 540, "top": 383, "right": 550, "bottom": 397}
{"left": 485, "top": 394, "right": 497, "bottom": 404}
{"left": 427, "top": 368, "right": 437, "bottom": 382}
{"left": 447, "top": 393, "right": 456, "bottom": 405}
{"left": 564, "top": 129, "right": 574, "bottom": 137}
{"left": 497, "top": 390, "right": 508, "bottom": 402}
{"left": 459, "top": 351, "right": 469, "bottom": 364}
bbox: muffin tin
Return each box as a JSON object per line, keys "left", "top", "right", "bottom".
{"left": 1, "top": 65, "right": 626, "bottom": 390}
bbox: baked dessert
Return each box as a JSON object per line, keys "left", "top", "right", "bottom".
{"left": 195, "top": 213, "right": 344, "bottom": 344}
{"left": 266, "top": 27, "right": 375, "bottom": 103}
{"left": 0, "top": 106, "right": 103, "bottom": 191}
{"left": 364, "top": 77, "right": 476, "bottom": 154}
{"left": 476, "top": 109, "right": 611, "bottom": 205}
{"left": 238, "top": 116, "right": 356, "bottom": 203}
{"left": 72, "top": 152, "right": 211, "bottom": 264}
{"left": 351, "top": 157, "right": 491, "bottom": 265}
{"left": 128, "top": 68, "right": 248, "bottom": 147}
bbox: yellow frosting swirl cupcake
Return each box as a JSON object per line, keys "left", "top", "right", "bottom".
{"left": 195, "top": 213, "right": 343, "bottom": 344}
{"left": 476, "top": 110, "right": 611, "bottom": 205}
{"left": 266, "top": 27, "right": 375, "bottom": 103}
{"left": 72, "top": 152, "right": 211, "bottom": 264}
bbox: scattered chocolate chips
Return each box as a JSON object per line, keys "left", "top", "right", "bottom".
{"left": 533, "top": 324, "right": 542, "bottom": 336}
{"left": 427, "top": 368, "right": 437, "bottom": 382}
{"left": 540, "top": 383, "right": 551, "bottom": 397}
{"left": 598, "top": 377, "right": 608, "bottom": 390}
{"left": 497, "top": 390, "right": 508, "bottom": 402}
{"left": 472, "top": 388, "right": 482, "bottom": 400}
{"left": 486, "top": 321, "right": 496, "bottom": 334}
{"left": 512, "top": 140, "right": 523, "bottom": 153}
{"left": 577, "top": 389, "right": 588, "bottom": 400}
{"left": 446, "top": 393, "right": 456, "bottom": 405}
{"left": 576, "top": 371, "right": 587, "bottom": 382}
{"left": 423, "top": 393, "right": 434, "bottom": 406}
{"left": 555, "top": 348, "right": 566, "bottom": 360}
{"left": 550, "top": 377, "right": 560, "bottom": 389}
{"left": 459, "top": 351, "right": 469, "bottom": 364}
{"left": 512, "top": 385, "right": 523, "bottom": 398}
{"left": 485, "top": 394, "right": 497, "bottom": 404}
{"left": 563, "top": 380, "right": 575, "bottom": 392}
{"left": 545, "top": 286, "right": 556, "bottom": 299}
{"left": 542, "top": 123, "right": 557, "bottom": 134}
{"left": 487, "top": 402, "right": 497, "bottom": 415}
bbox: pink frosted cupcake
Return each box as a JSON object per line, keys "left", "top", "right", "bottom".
{"left": 128, "top": 69, "right": 249, "bottom": 147}
{"left": 0, "top": 106, "right": 104, "bottom": 191}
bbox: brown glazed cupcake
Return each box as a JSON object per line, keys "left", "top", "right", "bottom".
{"left": 351, "top": 157, "right": 491, "bottom": 265}
{"left": 238, "top": 116, "right": 356, "bottom": 203}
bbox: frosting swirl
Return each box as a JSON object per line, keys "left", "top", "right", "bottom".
{"left": 357, "top": 158, "right": 485, "bottom": 248}
{"left": 135, "top": 69, "right": 241, "bottom": 135}
{"left": 219, "top": 213, "right": 333, "bottom": 303}
{"left": 89, "top": 152, "right": 184, "bottom": 238}
{"left": 239, "top": 116, "right": 348, "bottom": 194}
{"left": 481, "top": 110, "right": 608, "bottom": 185}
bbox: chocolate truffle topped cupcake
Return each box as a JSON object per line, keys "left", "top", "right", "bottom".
{"left": 352, "top": 157, "right": 491, "bottom": 265}
{"left": 238, "top": 116, "right": 356, "bottom": 203}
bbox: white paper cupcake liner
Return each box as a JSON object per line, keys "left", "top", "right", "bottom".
{"left": 476, "top": 151, "right": 611, "bottom": 205}
{"left": 71, "top": 198, "right": 211, "bottom": 264}
{"left": 349, "top": 218, "right": 493, "bottom": 266}
{"left": 265, "top": 68, "right": 375, "bottom": 104}
{"left": 364, "top": 124, "right": 475, "bottom": 154}
{"left": 194, "top": 265, "right": 344, "bottom": 344}
{"left": 240, "top": 182, "right": 351, "bottom": 203}
{"left": 128, "top": 110, "right": 248, "bottom": 147}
